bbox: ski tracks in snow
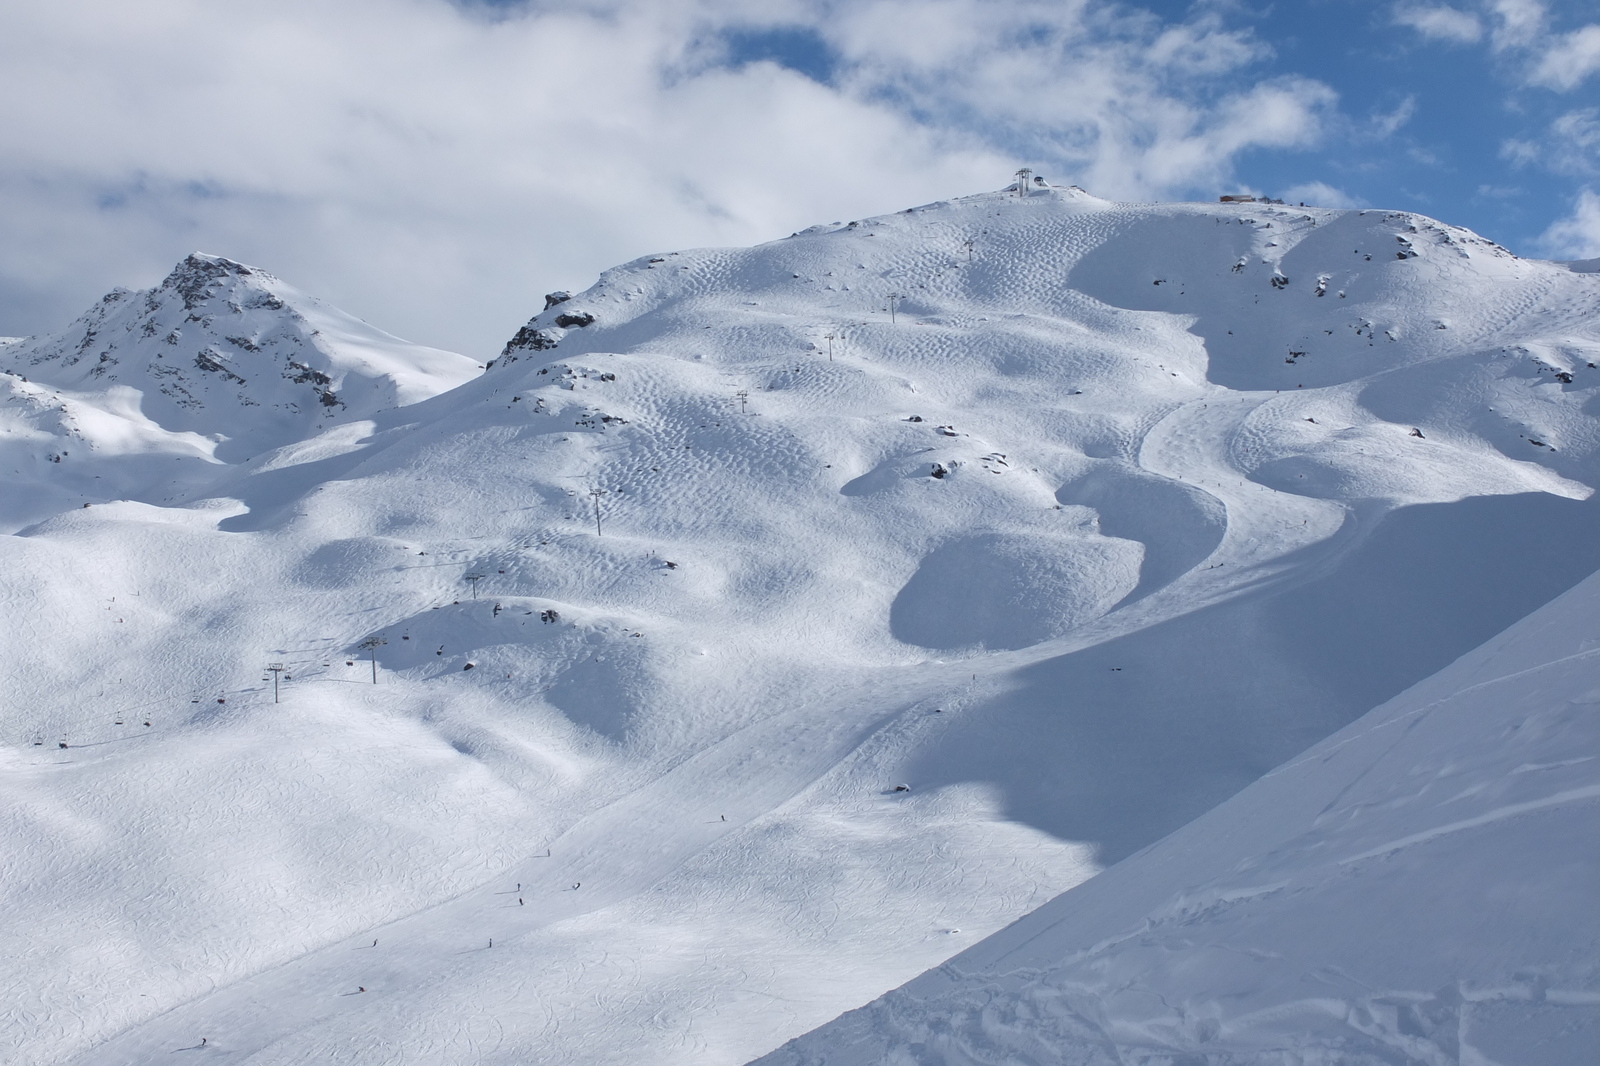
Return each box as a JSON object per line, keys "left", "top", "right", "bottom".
{"left": 1138, "top": 391, "right": 1349, "bottom": 599}
{"left": 57, "top": 670, "right": 940, "bottom": 1063}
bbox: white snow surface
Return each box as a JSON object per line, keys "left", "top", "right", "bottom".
{"left": 757, "top": 568, "right": 1600, "bottom": 1066}
{"left": 1, "top": 186, "right": 1598, "bottom": 1065}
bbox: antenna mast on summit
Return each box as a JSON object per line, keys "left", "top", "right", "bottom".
{"left": 1015, "top": 168, "right": 1032, "bottom": 197}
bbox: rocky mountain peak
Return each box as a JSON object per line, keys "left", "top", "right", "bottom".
{"left": 2, "top": 253, "right": 479, "bottom": 462}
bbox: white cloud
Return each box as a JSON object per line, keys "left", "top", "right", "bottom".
{"left": 1534, "top": 187, "right": 1600, "bottom": 258}
{"left": 1484, "top": 1, "right": 1600, "bottom": 92}
{"left": 816, "top": 2, "right": 1335, "bottom": 201}
{"left": 1530, "top": 24, "right": 1600, "bottom": 90}
{"left": 1393, "top": 4, "right": 1483, "bottom": 44}
{"left": 0, "top": 0, "right": 1340, "bottom": 354}
{"left": 1501, "top": 109, "right": 1600, "bottom": 175}
{"left": 1371, "top": 95, "right": 1418, "bottom": 137}
{"left": 1392, "top": 1, "right": 1600, "bottom": 94}
{"left": 1280, "top": 181, "right": 1365, "bottom": 209}
{"left": 1487, "top": 0, "right": 1547, "bottom": 51}
{"left": 1501, "top": 138, "right": 1541, "bottom": 167}
{"left": 1547, "top": 109, "right": 1600, "bottom": 174}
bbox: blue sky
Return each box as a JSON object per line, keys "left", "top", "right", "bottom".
{"left": 1, "top": 0, "right": 1596, "bottom": 353}
{"left": 1146, "top": 0, "right": 1600, "bottom": 253}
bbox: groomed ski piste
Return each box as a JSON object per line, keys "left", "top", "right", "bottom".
{"left": 1, "top": 184, "right": 1596, "bottom": 1064}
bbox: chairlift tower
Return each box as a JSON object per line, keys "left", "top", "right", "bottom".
{"left": 266, "top": 662, "right": 285, "bottom": 703}
{"left": 358, "top": 637, "right": 387, "bottom": 684}
{"left": 464, "top": 572, "right": 485, "bottom": 599}
{"left": 887, "top": 294, "right": 904, "bottom": 324}
{"left": 1015, "top": 168, "right": 1032, "bottom": 197}
{"left": 588, "top": 487, "right": 608, "bottom": 537}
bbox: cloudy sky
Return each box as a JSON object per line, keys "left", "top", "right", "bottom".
{"left": 2, "top": 0, "right": 1597, "bottom": 355}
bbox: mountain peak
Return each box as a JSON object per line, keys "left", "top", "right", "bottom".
{"left": 161, "top": 252, "right": 269, "bottom": 311}
{"left": 2, "top": 253, "right": 480, "bottom": 462}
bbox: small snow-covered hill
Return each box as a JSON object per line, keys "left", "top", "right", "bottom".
{"left": 757, "top": 568, "right": 1600, "bottom": 1066}
{"left": 0, "top": 254, "right": 479, "bottom": 528}
{"left": 1, "top": 187, "right": 1597, "bottom": 1066}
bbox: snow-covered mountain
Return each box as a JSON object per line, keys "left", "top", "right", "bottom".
{"left": 758, "top": 567, "right": 1600, "bottom": 1066}
{"left": 0, "top": 253, "right": 479, "bottom": 528}
{"left": 1, "top": 186, "right": 1596, "bottom": 1066}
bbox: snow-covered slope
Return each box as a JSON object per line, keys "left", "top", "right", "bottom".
{"left": 758, "top": 568, "right": 1600, "bottom": 1066}
{"left": 0, "top": 254, "right": 479, "bottom": 528}
{"left": 2, "top": 187, "right": 1597, "bottom": 1066}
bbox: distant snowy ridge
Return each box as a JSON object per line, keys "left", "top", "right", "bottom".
{"left": 2, "top": 253, "right": 478, "bottom": 457}
{"left": 0, "top": 253, "right": 479, "bottom": 529}
{"left": 755, "top": 568, "right": 1600, "bottom": 1066}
